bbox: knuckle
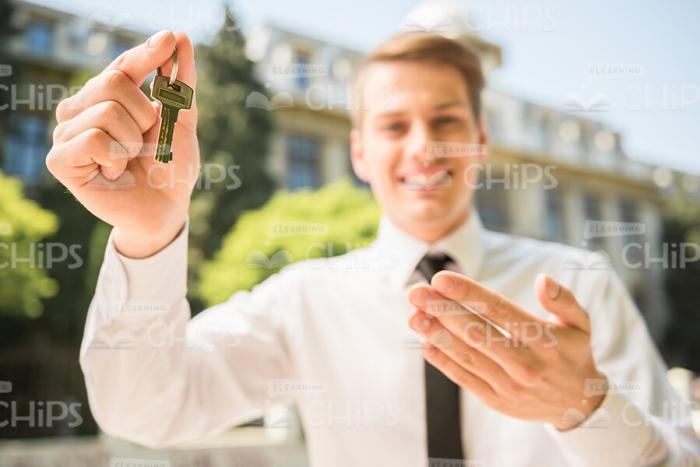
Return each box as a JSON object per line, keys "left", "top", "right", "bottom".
{"left": 108, "top": 52, "right": 127, "bottom": 72}
{"left": 517, "top": 362, "right": 543, "bottom": 386}
{"left": 84, "top": 127, "right": 107, "bottom": 146}
{"left": 458, "top": 350, "right": 473, "bottom": 368}
{"left": 55, "top": 97, "right": 72, "bottom": 122}
{"left": 462, "top": 322, "right": 485, "bottom": 346}
{"left": 104, "top": 68, "right": 129, "bottom": 91}
{"left": 45, "top": 147, "right": 60, "bottom": 174}
{"left": 100, "top": 100, "right": 124, "bottom": 120}
{"left": 52, "top": 122, "right": 65, "bottom": 143}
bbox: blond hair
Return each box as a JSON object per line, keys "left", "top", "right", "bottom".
{"left": 352, "top": 32, "right": 485, "bottom": 127}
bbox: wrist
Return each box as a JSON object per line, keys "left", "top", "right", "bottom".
{"left": 554, "top": 371, "right": 609, "bottom": 431}
{"left": 113, "top": 219, "right": 186, "bottom": 259}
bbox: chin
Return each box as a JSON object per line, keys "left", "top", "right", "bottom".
{"left": 400, "top": 197, "right": 454, "bottom": 224}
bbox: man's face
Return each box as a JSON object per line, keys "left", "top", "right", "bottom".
{"left": 351, "top": 61, "right": 487, "bottom": 242}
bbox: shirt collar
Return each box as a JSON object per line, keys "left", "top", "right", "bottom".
{"left": 373, "top": 211, "right": 485, "bottom": 289}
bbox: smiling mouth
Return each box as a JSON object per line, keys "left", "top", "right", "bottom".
{"left": 400, "top": 169, "right": 454, "bottom": 191}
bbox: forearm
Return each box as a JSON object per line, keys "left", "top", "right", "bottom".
{"left": 80, "top": 224, "right": 296, "bottom": 447}
{"left": 80, "top": 223, "right": 192, "bottom": 446}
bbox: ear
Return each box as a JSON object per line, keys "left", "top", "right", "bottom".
{"left": 476, "top": 113, "right": 490, "bottom": 164}
{"left": 350, "top": 128, "right": 371, "bottom": 183}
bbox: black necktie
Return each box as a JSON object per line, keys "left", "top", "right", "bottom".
{"left": 417, "top": 254, "right": 464, "bottom": 465}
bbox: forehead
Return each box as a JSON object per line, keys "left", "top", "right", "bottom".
{"left": 360, "top": 61, "right": 470, "bottom": 117}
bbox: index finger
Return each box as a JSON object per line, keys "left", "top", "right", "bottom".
{"left": 106, "top": 30, "right": 177, "bottom": 86}
{"left": 430, "top": 271, "right": 548, "bottom": 338}
{"left": 407, "top": 284, "right": 539, "bottom": 376}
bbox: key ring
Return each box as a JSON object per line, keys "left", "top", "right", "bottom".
{"left": 156, "top": 48, "right": 178, "bottom": 87}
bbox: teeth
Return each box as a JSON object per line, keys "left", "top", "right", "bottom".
{"left": 403, "top": 170, "right": 452, "bottom": 189}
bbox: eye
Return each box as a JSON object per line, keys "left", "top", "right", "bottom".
{"left": 382, "top": 122, "right": 407, "bottom": 134}
{"left": 433, "top": 116, "right": 461, "bottom": 127}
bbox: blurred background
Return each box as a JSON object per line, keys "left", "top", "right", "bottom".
{"left": 0, "top": 0, "right": 699, "bottom": 465}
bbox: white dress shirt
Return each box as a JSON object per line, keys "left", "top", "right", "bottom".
{"left": 80, "top": 212, "right": 700, "bottom": 467}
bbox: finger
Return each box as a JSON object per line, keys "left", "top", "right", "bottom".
{"left": 408, "top": 284, "right": 539, "bottom": 379}
{"left": 535, "top": 274, "right": 591, "bottom": 333}
{"left": 152, "top": 31, "right": 198, "bottom": 131}
{"left": 106, "top": 30, "right": 177, "bottom": 86}
{"left": 155, "top": 31, "right": 197, "bottom": 89}
{"left": 410, "top": 310, "right": 515, "bottom": 395}
{"left": 56, "top": 70, "right": 158, "bottom": 133}
{"left": 421, "top": 341, "right": 499, "bottom": 407}
{"left": 100, "top": 154, "right": 129, "bottom": 181}
{"left": 46, "top": 128, "right": 129, "bottom": 185}
{"left": 53, "top": 101, "right": 143, "bottom": 158}
{"left": 429, "top": 271, "right": 548, "bottom": 342}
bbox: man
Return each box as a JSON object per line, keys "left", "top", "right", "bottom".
{"left": 47, "top": 30, "right": 699, "bottom": 466}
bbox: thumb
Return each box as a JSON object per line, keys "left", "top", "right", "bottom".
{"left": 535, "top": 273, "right": 591, "bottom": 333}
{"left": 150, "top": 31, "right": 198, "bottom": 130}
{"left": 106, "top": 30, "right": 177, "bottom": 86}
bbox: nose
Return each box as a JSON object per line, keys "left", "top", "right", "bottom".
{"left": 404, "top": 121, "right": 434, "bottom": 167}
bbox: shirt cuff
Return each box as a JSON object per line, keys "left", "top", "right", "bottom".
{"left": 99, "top": 222, "right": 189, "bottom": 321}
{"left": 547, "top": 392, "right": 665, "bottom": 466}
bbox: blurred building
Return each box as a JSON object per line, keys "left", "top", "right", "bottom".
{"left": 2, "top": 0, "right": 698, "bottom": 339}
{"left": 1, "top": 0, "right": 699, "bottom": 462}
{"left": 243, "top": 8, "right": 699, "bottom": 340}
{"left": 0, "top": 0, "right": 146, "bottom": 189}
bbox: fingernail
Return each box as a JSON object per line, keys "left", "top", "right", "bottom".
{"left": 433, "top": 273, "right": 455, "bottom": 293}
{"left": 409, "top": 288, "right": 429, "bottom": 308}
{"left": 547, "top": 276, "right": 562, "bottom": 300}
{"left": 418, "top": 316, "right": 432, "bottom": 331}
{"left": 148, "top": 30, "right": 170, "bottom": 48}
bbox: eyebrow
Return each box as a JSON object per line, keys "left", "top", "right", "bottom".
{"left": 432, "top": 100, "right": 469, "bottom": 111}
{"left": 373, "top": 110, "right": 406, "bottom": 120}
{"left": 372, "top": 100, "right": 469, "bottom": 120}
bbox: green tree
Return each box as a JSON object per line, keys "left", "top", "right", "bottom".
{"left": 34, "top": 69, "right": 101, "bottom": 344}
{"left": 0, "top": 170, "right": 58, "bottom": 318}
{"left": 190, "top": 7, "right": 276, "bottom": 309}
{"left": 199, "top": 179, "right": 380, "bottom": 306}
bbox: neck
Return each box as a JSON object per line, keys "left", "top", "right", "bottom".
{"left": 390, "top": 210, "right": 470, "bottom": 244}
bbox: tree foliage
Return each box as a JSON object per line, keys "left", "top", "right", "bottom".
{"left": 0, "top": 170, "right": 59, "bottom": 317}
{"left": 189, "top": 7, "right": 276, "bottom": 309}
{"left": 199, "top": 179, "right": 380, "bottom": 306}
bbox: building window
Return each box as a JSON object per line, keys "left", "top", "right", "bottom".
{"left": 475, "top": 179, "right": 510, "bottom": 232}
{"left": 619, "top": 199, "right": 642, "bottom": 264}
{"left": 582, "top": 193, "right": 605, "bottom": 250}
{"left": 26, "top": 21, "right": 53, "bottom": 56}
{"left": 286, "top": 135, "right": 321, "bottom": 189}
{"left": 619, "top": 199, "right": 638, "bottom": 228}
{"left": 292, "top": 50, "right": 311, "bottom": 90}
{"left": 544, "top": 188, "right": 566, "bottom": 241}
{"left": 537, "top": 116, "right": 551, "bottom": 152}
{"left": 485, "top": 108, "right": 500, "bottom": 142}
{"left": 4, "top": 115, "right": 49, "bottom": 185}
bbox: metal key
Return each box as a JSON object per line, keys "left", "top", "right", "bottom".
{"left": 151, "top": 49, "right": 193, "bottom": 164}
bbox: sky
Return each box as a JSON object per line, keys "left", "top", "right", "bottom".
{"left": 37, "top": 0, "right": 700, "bottom": 174}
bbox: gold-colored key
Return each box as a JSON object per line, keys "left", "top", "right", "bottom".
{"left": 151, "top": 49, "right": 193, "bottom": 164}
